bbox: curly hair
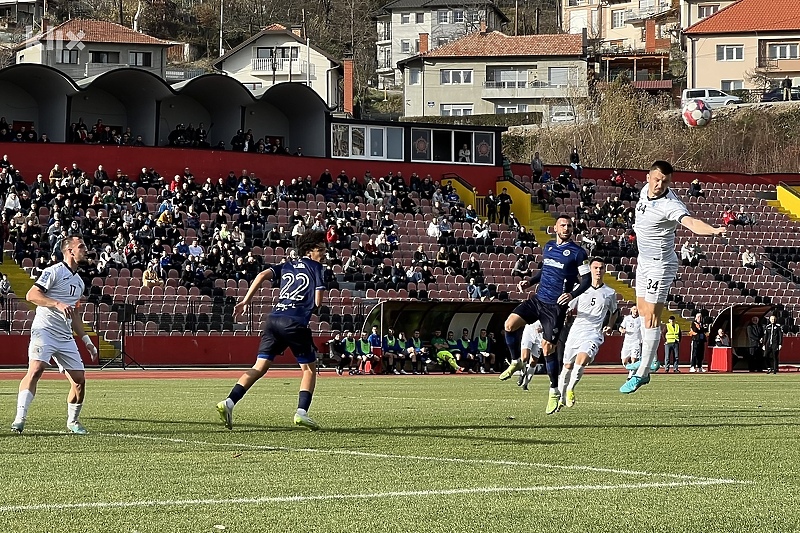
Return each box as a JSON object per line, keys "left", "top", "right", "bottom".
{"left": 295, "top": 230, "right": 327, "bottom": 256}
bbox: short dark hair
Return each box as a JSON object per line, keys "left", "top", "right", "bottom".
{"left": 669, "top": 315, "right": 675, "bottom": 320}
{"left": 589, "top": 256, "right": 605, "bottom": 265}
{"left": 296, "top": 230, "right": 326, "bottom": 256}
{"left": 651, "top": 160, "right": 674, "bottom": 176}
{"left": 556, "top": 214, "right": 573, "bottom": 224}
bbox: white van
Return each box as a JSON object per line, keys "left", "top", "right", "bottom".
{"left": 681, "top": 88, "right": 742, "bottom": 108}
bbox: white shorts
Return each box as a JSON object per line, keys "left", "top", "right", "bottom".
{"left": 521, "top": 326, "right": 541, "bottom": 354}
{"left": 621, "top": 342, "right": 641, "bottom": 361}
{"left": 635, "top": 257, "right": 679, "bottom": 304}
{"left": 563, "top": 332, "right": 603, "bottom": 365}
{"left": 28, "top": 329, "right": 84, "bottom": 372}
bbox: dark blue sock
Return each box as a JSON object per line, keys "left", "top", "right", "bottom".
{"left": 298, "top": 390, "right": 313, "bottom": 412}
{"left": 545, "top": 354, "right": 560, "bottom": 389}
{"left": 228, "top": 384, "right": 247, "bottom": 405}
{"left": 504, "top": 330, "right": 522, "bottom": 361}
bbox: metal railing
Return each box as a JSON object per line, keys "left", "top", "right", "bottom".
{"left": 250, "top": 58, "right": 315, "bottom": 76}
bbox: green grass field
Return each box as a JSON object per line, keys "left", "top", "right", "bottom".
{"left": 1, "top": 372, "right": 799, "bottom": 533}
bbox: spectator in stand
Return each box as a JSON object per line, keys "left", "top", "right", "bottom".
{"left": 0, "top": 273, "right": 10, "bottom": 303}
{"left": 609, "top": 169, "right": 625, "bottom": 187}
{"left": 511, "top": 256, "right": 532, "bottom": 279}
{"left": 507, "top": 213, "right": 521, "bottom": 231}
{"left": 497, "top": 187, "right": 512, "bottom": 225}
{"left": 531, "top": 151, "right": 544, "bottom": 182}
{"left": 537, "top": 183, "right": 554, "bottom": 212}
{"left": 515, "top": 226, "right": 536, "bottom": 248}
{"left": 736, "top": 205, "right": 756, "bottom": 228}
{"left": 569, "top": 146, "right": 582, "bottom": 179}
{"left": 473, "top": 219, "right": 490, "bottom": 240}
{"left": 688, "top": 178, "right": 706, "bottom": 198}
{"left": 467, "top": 277, "right": 490, "bottom": 300}
{"left": 722, "top": 206, "right": 741, "bottom": 227}
{"left": 741, "top": 248, "right": 759, "bottom": 269}
{"left": 413, "top": 244, "right": 430, "bottom": 267}
{"left": 485, "top": 189, "right": 497, "bottom": 223}
{"left": 142, "top": 261, "right": 164, "bottom": 287}
{"left": 681, "top": 240, "right": 700, "bottom": 267}
{"left": 458, "top": 143, "right": 471, "bottom": 162}
{"left": 188, "top": 239, "right": 203, "bottom": 257}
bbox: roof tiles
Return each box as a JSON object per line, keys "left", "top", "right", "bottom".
{"left": 684, "top": 0, "right": 800, "bottom": 34}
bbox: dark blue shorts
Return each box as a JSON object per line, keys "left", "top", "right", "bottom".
{"left": 512, "top": 296, "right": 567, "bottom": 344}
{"left": 257, "top": 314, "right": 317, "bottom": 365}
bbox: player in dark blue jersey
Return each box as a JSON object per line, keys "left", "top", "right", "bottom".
{"left": 216, "top": 230, "right": 327, "bottom": 431}
{"left": 499, "top": 215, "right": 591, "bottom": 414}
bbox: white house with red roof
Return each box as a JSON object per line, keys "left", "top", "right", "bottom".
{"left": 212, "top": 24, "right": 342, "bottom": 109}
{"left": 683, "top": 0, "right": 800, "bottom": 91}
{"left": 397, "top": 29, "right": 587, "bottom": 120}
{"left": 14, "top": 18, "right": 174, "bottom": 79}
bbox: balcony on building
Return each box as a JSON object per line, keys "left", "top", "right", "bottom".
{"left": 250, "top": 57, "right": 315, "bottom": 76}
{"left": 482, "top": 79, "right": 587, "bottom": 99}
{"left": 624, "top": 1, "right": 673, "bottom": 24}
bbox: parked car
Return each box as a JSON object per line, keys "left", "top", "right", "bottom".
{"left": 760, "top": 87, "right": 800, "bottom": 102}
{"left": 681, "top": 88, "right": 742, "bottom": 108}
{"left": 551, "top": 110, "right": 576, "bottom": 123}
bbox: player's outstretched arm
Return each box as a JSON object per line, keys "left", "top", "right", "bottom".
{"left": 681, "top": 216, "right": 727, "bottom": 237}
{"left": 26, "top": 286, "right": 71, "bottom": 316}
{"left": 234, "top": 268, "right": 274, "bottom": 317}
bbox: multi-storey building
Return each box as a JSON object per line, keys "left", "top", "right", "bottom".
{"left": 374, "top": 0, "right": 508, "bottom": 89}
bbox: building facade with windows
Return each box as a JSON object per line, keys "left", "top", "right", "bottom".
{"left": 562, "top": 0, "right": 678, "bottom": 87}
{"left": 374, "top": 0, "right": 508, "bottom": 89}
{"left": 398, "top": 30, "right": 587, "bottom": 121}
{"left": 14, "top": 18, "right": 173, "bottom": 79}
{"left": 684, "top": 0, "right": 800, "bottom": 91}
{"left": 679, "top": 0, "right": 735, "bottom": 30}
{"left": 213, "top": 24, "right": 342, "bottom": 109}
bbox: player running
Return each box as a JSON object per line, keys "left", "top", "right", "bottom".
{"left": 12, "top": 236, "right": 98, "bottom": 434}
{"left": 621, "top": 161, "right": 726, "bottom": 394}
{"left": 216, "top": 230, "right": 327, "bottom": 430}
{"left": 557, "top": 257, "right": 618, "bottom": 408}
{"left": 500, "top": 215, "right": 591, "bottom": 414}
{"left": 619, "top": 306, "right": 642, "bottom": 377}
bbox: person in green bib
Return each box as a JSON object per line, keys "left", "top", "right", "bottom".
{"left": 341, "top": 330, "right": 360, "bottom": 375}
{"left": 356, "top": 331, "right": 379, "bottom": 374}
{"left": 473, "top": 328, "right": 496, "bottom": 374}
{"left": 395, "top": 332, "right": 410, "bottom": 374}
{"left": 431, "top": 329, "right": 462, "bottom": 374}
{"left": 406, "top": 329, "right": 431, "bottom": 374}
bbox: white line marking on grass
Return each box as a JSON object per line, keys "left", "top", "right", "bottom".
{"left": 0, "top": 479, "right": 746, "bottom": 513}
{"left": 94, "top": 432, "right": 742, "bottom": 484}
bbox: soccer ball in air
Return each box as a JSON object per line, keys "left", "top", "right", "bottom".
{"left": 681, "top": 99, "right": 713, "bottom": 128}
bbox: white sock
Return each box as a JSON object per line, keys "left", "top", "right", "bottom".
{"left": 636, "top": 327, "right": 662, "bottom": 378}
{"left": 68, "top": 402, "right": 82, "bottom": 424}
{"left": 549, "top": 386, "right": 559, "bottom": 395}
{"left": 224, "top": 398, "right": 234, "bottom": 409}
{"left": 296, "top": 408, "right": 307, "bottom": 416}
{"left": 16, "top": 390, "right": 34, "bottom": 421}
{"left": 568, "top": 364, "right": 585, "bottom": 391}
{"left": 522, "top": 363, "right": 536, "bottom": 386}
{"left": 558, "top": 366, "right": 572, "bottom": 400}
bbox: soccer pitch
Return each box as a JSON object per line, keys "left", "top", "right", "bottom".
{"left": 1, "top": 372, "right": 798, "bottom": 533}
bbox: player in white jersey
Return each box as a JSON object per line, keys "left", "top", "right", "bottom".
{"left": 621, "top": 161, "right": 726, "bottom": 394}
{"left": 517, "top": 320, "right": 543, "bottom": 390}
{"left": 619, "top": 306, "right": 642, "bottom": 377}
{"left": 11, "top": 236, "right": 98, "bottom": 434}
{"left": 557, "top": 258, "right": 618, "bottom": 408}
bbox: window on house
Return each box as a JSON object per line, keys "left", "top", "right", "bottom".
{"left": 548, "top": 66, "right": 574, "bottom": 87}
{"left": 716, "top": 45, "right": 743, "bottom": 61}
{"left": 56, "top": 49, "right": 79, "bottom": 64}
{"left": 129, "top": 51, "right": 152, "bottom": 67}
{"left": 611, "top": 10, "right": 625, "bottom": 29}
{"left": 401, "top": 40, "right": 411, "bottom": 53}
{"left": 90, "top": 51, "right": 120, "bottom": 63}
{"left": 440, "top": 104, "right": 473, "bottom": 116}
{"left": 437, "top": 10, "right": 449, "bottom": 23}
{"left": 486, "top": 67, "right": 528, "bottom": 88}
{"left": 697, "top": 4, "right": 719, "bottom": 18}
{"left": 414, "top": 39, "right": 420, "bottom": 53}
{"left": 401, "top": 13, "right": 410, "bottom": 23}
{"left": 436, "top": 38, "right": 448, "bottom": 47}
{"left": 416, "top": 12, "right": 424, "bottom": 23}
{"left": 440, "top": 69, "right": 473, "bottom": 84}
{"left": 469, "top": 11, "right": 480, "bottom": 22}
{"left": 639, "top": 0, "right": 655, "bottom": 11}
{"left": 496, "top": 104, "right": 528, "bottom": 114}
{"left": 768, "top": 43, "right": 799, "bottom": 60}
{"left": 721, "top": 80, "right": 743, "bottom": 92}
{"left": 409, "top": 68, "right": 421, "bottom": 85}
{"left": 453, "top": 10, "right": 464, "bottom": 23}
{"left": 242, "top": 82, "right": 263, "bottom": 90}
